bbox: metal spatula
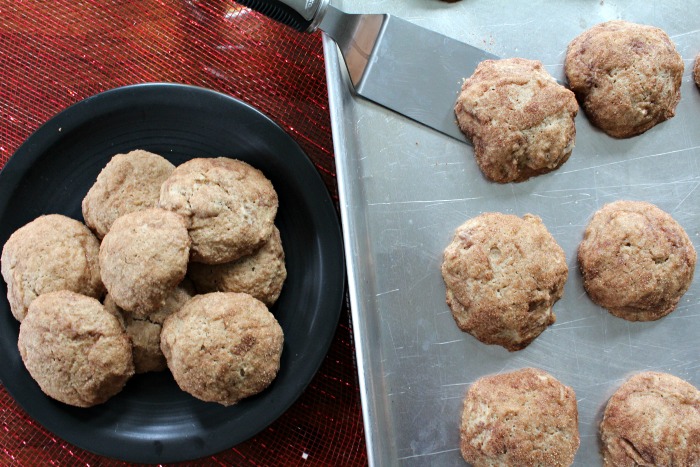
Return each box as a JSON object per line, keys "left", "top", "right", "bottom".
{"left": 235, "top": 0, "right": 498, "bottom": 143}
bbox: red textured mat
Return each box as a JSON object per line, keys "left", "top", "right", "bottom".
{"left": 0, "top": 1, "right": 367, "bottom": 465}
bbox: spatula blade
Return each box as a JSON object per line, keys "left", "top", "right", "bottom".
{"left": 321, "top": 9, "right": 498, "bottom": 143}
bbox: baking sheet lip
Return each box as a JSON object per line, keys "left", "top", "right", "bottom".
{"left": 322, "top": 35, "right": 379, "bottom": 467}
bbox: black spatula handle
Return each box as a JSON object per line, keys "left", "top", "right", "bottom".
{"left": 235, "top": 0, "right": 328, "bottom": 32}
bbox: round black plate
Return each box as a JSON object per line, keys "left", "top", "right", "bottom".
{"left": 0, "top": 83, "right": 345, "bottom": 463}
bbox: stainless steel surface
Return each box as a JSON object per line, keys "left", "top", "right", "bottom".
{"left": 319, "top": 6, "right": 385, "bottom": 86}
{"left": 319, "top": 5, "right": 496, "bottom": 141}
{"left": 275, "top": 0, "right": 327, "bottom": 23}
{"left": 324, "top": 1, "right": 700, "bottom": 465}
{"left": 305, "top": 0, "right": 329, "bottom": 31}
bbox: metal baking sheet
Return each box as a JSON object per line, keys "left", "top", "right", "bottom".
{"left": 324, "top": 1, "right": 700, "bottom": 465}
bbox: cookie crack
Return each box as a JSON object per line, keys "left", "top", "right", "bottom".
{"left": 187, "top": 172, "right": 255, "bottom": 223}
{"left": 204, "top": 175, "right": 237, "bottom": 213}
{"left": 619, "top": 436, "right": 652, "bottom": 466}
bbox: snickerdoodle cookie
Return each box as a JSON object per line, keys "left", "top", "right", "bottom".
{"left": 99, "top": 208, "right": 190, "bottom": 316}
{"left": 160, "top": 292, "right": 284, "bottom": 406}
{"left": 104, "top": 280, "right": 194, "bottom": 373}
{"left": 18, "top": 291, "right": 134, "bottom": 407}
{"left": 578, "top": 201, "right": 696, "bottom": 321}
{"left": 441, "top": 213, "right": 568, "bottom": 351}
{"left": 600, "top": 371, "right": 700, "bottom": 466}
{"left": 82, "top": 149, "right": 175, "bottom": 239}
{"left": 461, "top": 368, "right": 580, "bottom": 466}
{"left": 187, "top": 226, "right": 286, "bottom": 306}
{"left": 159, "top": 157, "right": 278, "bottom": 264}
{"left": 565, "top": 20, "right": 683, "bottom": 138}
{"left": 1, "top": 214, "right": 104, "bottom": 322}
{"left": 454, "top": 58, "right": 578, "bottom": 183}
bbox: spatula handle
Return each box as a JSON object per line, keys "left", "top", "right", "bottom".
{"left": 235, "top": 0, "right": 328, "bottom": 32}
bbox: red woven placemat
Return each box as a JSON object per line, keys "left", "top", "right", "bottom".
{"left": 0, "top": 1, "right": 366, "bottom": 465}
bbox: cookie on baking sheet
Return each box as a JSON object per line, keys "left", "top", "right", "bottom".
{"left": 104, "top": 280, "right": 194, "bottom": 373}
{"left": 694, "top": 53, "right": 700, "bottom": 89}
{"left": 600, "top": 371, "right": 700, "bottom": 467}
{"left": 578, "top": 200, "right": 696, "bottom": 321}
{"left": 99, "top": 208, "right": 190, "bottom": 316}
{"left": 160, "top": 292, "right": 284, "bottom": 406}
{"left": 1, "top": 214, "right": 104, "bottom": 322}
{"left": 18, "top": 291, "right": 134, "bottom": 407}
{"left": 159, "top": 157, "right": 278, "bottom": 264}
{"left": 441, "top": 213, "right": 568, "bottom": 351}
{"left": 454, "top": 58, "right": 578, "bottom": 183}
{"left": 565, "top": 20, "right": 683, "bottom": 138}
{"left": 188, "top": 226, "right": 286, "bottom": 306}
{"left": 461, "top": 367, "right": 580, "bottom": 466}
{"left": 82, "top": 149, "right": 175, "bottom": 239}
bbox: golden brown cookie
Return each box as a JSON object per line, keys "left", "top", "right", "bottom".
{"left": 17, "top": 291, "right": 134, "bottom": 407}
{"left": 461, "top": 368, "right": 580, "bottom": 466}
{"left": 694, "top": 53, "right": 700, "bottom": 89}
{"left": 187, "top": 226, "right": 286, "bottom": 306}
{"left": 160, "top": 292, "right": 284, "bottom": 406}
{"left": 454, "top": 58, "right": 578, "bottom": 183}
{"left": 99, "top": 208, "right": 190, "bottom": 316}
{"left": 565, "top": 20, "right": 683, "bottom": 138}
{"left": 600, "top": 371, "right": 700, "bottom": 466}
{"left": 104, "top": 279, "right": 194, "bottom": 373}
{"left": 82, "top": 149, "right": 175, "bottom": 239}
{"left": 578, "top": 200, "right": 696, "bottom": 321}
{"left": 159, "top": 157, "right": 278, "bottom": 264}
{"left": 441, "top": 213, "right": 568, "bottom": 351}
{"left": 1, "top": 214, "right": 104, "bottom": 322}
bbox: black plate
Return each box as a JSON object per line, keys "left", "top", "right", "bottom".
{"left": 0, "top": 83, "right": 345, "bottom": 463}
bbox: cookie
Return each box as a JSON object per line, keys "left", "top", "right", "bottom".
{"left": 600, "top": 371, "right": 700, "bottom": 466}
{"left": 99, "top": 208, "right": 190, "bottom": 315}
{"left": 187, "top": 226, "right": 286, "bottom": 306}
{"left": 82, "top": 149, "right": 175, "bottom": 239}
{"left": 159, "top": 157, "right": 278, "bottom": 264}
{"left": 17, "top": 291, "right": 134, "bottom": 407}
{"left": 461, "top": 368, "right": 580, "bottom": 466}
{"left": 578, "top": 200, "right": 696, "bottom": 321}
{"left": 1, "top": 214, "right": 104, "bottom": 322}
{"left": 565, "top": 20, "right": 683, "bottom": 138}
{"left": 160, "top": 292, "right": 284, "bottom": 406}
{"left": 454, "top": 58, "right": 578, "bottom": 183}
{"left": 104, "top": 279, "right": 194, "bottom": 373}
{"left": 694, "top": 53, "right": 700, "bottom": 89}
{"left": 441, "top": 213, "right": 568, "bottom": 351}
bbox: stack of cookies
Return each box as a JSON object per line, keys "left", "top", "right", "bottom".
{"left": 1, "top": 150, "right": 286, "bottom": 408}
